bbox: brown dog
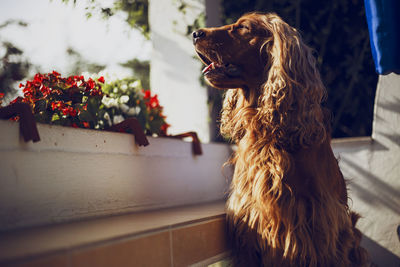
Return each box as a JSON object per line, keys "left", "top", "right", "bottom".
{"left": 193, "top": 12, "right": 368, "bottom": 266}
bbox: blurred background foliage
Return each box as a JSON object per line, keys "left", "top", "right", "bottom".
{"left": 0, "top": 0, "right": 150, "bottom": 101}
{"left": 66, "top": 47, "right": 106, "bottom": 75}
{"left": 62, "top": 0, "right": 150, "bottom": 89}
{"left": 1, "top": 0, "right": 377, "bottom": 139}
{"left": 63, "top": 0, "right": 150, "bottom": 38}
{"left": 0, "top": 20, "right": 32, "bottom": 101}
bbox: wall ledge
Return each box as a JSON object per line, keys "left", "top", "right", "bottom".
{"left": 0, "top": 120, "right": 232, "bottom": 231}
{"left": 331, "top": 136, "right": 373, "bottom": 145}
{"left": 0, "top": 201, "right": 226, "bottom": 265}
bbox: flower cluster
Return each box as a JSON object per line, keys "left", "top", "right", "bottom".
{"left": 6, "top": 71, "right": 169, "bottom": 135}
{"left": 9, "top": 71, "right": 105, "bottom": 128}
{"left": 100, "top": 78, "right": 169, "bottom": 135}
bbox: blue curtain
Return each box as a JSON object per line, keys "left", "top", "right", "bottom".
{"left": 364, "top": 0, "right": 400, "bottom": 74}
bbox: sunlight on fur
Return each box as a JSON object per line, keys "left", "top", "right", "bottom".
{"left": 194, "top": 12, "right": 369, "bottom": 266}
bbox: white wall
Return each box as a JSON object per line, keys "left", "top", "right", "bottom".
{"left": 149, "top": 0, "right": 210, "bottom": 142}
{"left": 0, "top": 121, "right": 232, "bottom": 231}
{"left": 332, "top": 73, "right": 400, "bottom": 266}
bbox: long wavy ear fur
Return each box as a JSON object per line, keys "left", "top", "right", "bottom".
{"left": 258, "top": 13, "right": 327, "bottom": 151}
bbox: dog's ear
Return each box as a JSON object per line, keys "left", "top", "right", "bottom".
{"left": 257, "top": 14, "right": 327, "bottom": 150}
{"left": 258, "top": 15, "right": 304, "bottom": 120}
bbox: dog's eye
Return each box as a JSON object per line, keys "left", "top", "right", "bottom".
{"left": 237, "top": 24, "right": 250, "bottom": 31}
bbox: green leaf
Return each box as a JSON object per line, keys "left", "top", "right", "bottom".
{"left": 51, "top": 113, "right": 60, "bottom": 122}
{"left": 149, "top": 117, "right": 164, "bottom": 134}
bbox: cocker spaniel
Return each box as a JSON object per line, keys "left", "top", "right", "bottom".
{"left": 193, "top": 12, "right": 368, "bottom": 266}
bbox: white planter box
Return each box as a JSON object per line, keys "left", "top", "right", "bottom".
{"left": 0, "top": 120, "right": 232, "bottom": 231}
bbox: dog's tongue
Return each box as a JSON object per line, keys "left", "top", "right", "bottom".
{"left": 202, "top": 62, "right": 215, "bottom": 73}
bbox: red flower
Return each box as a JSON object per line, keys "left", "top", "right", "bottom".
{"left": 52, "top": 101, "right": 64, "bottom": 111}
{"left": 143, "top": 90, "right": 151, "bottom": 99}
{"left": 62, "top": 108, "right": 69, "bottom": 116}
{"left": 97, "top": 76, "right": 105, "bottom": 83}
{"left": 87, "top": 78, "right": 95, "bottom": 90}
{"left": 22, "top": 86, "right": 31, "bottom": 94}
{"left": 52, "top": 71, "right": 61, "bottom": 77}
{"left": 40, "top": 85, "right": 51, "bottom": 97}
{"left": 0, "top": 93, "right": 4, "bottom": 98}
{"left": 144, "top": 92, "right": 160, "bottom": 109}
{"left": 60, "top": 106, "right": 77, "bottom": 117}
{"left": 74, "top": 75, "right": 84, "bottom": 81}
{"left": 33, "top": 73, "right": 43, "bottom": 86}
{"left": 69, "top": 107, "right": 77, "bottom": 117}
{"left": 143, "top": 90, "right": 161, "bottom": 109}
{"left": 149, "top": 95, "right": 159, "bottom": 108}
{"left": 82, "top": 122, "right": 90, "bottom": 128}
{"left": 66, "top": 77, "right": 77, "bottom": 87}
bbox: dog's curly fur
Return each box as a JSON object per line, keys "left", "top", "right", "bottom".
{"left": 194, "top": 12, "right": 368, "bottom": 266}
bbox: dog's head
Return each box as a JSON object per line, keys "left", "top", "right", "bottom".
{"left": 193, "top": 13, "right": 271, "bottom": 90}
{"left": 194, "top": 12, "right": 327, "bottom": 149}
{"left": 193, "top": 12, "right": 321, "bottom": 91}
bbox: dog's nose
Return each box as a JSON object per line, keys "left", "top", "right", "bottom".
{"left": 192, "top": 30, "right": 205, "bottom": 43}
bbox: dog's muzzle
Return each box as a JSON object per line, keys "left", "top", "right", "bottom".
{"left": 192, "top": 30, "right": 205, "bottom": 44}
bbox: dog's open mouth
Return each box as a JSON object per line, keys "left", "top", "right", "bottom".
{"left": 196, "top": 51, "right": 241, "bottom": 77}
